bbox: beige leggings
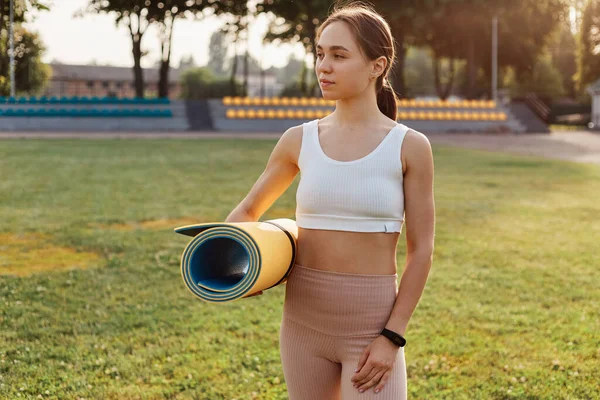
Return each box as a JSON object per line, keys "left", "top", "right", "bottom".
{"left": 279, "top": 263, "right": 407, "bottom": 400}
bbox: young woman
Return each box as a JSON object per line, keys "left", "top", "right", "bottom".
{"left": 226, "top": 2, "right": 435, "bottom": 398}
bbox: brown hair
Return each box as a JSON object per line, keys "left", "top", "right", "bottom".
{"left": 315, "top": 0, "right": 399, "bottom": 121}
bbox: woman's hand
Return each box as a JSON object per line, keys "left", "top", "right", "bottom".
{"left": 351, "top": 335, "right": 399, "bottom": 394}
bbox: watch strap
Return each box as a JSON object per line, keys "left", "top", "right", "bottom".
{"left": 380, "top": 328, "right": 406, "bottom": 347}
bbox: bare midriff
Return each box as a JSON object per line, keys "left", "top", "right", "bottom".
{"left": 294, "top": 227, "right": 401, "bottom": 275}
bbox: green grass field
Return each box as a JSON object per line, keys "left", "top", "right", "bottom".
{"left": 0, "top": 138, "right": 599, "bottom": 400}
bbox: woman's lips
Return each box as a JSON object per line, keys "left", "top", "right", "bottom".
{"left": 320, "top": 81, "right": 335, "bottom": 88}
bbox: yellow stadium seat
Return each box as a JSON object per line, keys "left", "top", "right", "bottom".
{"left": 223, "top": 96, "right": 232, "bottom": 105}
{"left": 226, "top": 109, "right": 236, "bottom": 119}
{"left": 246, "top": 109, "right": 257, "bottom": 119}
{"left": 271, "top": 98, "right": 281, "bottom": 106}
{"left": 267, "top": 109, "right": 276, "bottom": 119}
{"left": 235, "top": 109, "right": 246, "bottom": 118}
{"left": 294, "top": 109, "right": 305, "bottom": 119}
{"left": 290, "top": 97, "right": 300, "bottom": 106}
{"left": 309, "top": 98, "right": 319, "bottom": 106}
{"left": 275, "top": 109, "right": 285, "bottom": 119}
{"left": 305, "top": 110, "right": 316, "bottom": 119}
{"left": 241, "top": 97, "right": 251, "bottom": 106}
{"left": 407, "top": 111, "right": 417, "bottom": 120}
{"left": 417, "top": 111, "right": 427, "bottom": 120}
{"left": 232, "top": 97, "right": 242, "bottom": 106}
{"left": 300, "top": 98, "right": 309, "bottom": 106}
{"left": 280, "top": 97, "right": 291, "bottom": 106}
{"left": 256, "top": 109, "right": 266, "bottom": 119}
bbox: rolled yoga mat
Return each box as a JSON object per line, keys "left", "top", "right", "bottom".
{"left": 174, "top": 218, "right": 298, "bottom": 303}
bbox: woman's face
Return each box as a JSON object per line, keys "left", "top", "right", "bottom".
{"left": 315, "top": 21, "right": 386, "bottom": 100}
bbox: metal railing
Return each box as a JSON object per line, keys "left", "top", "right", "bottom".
{"left": 524, "top": 92, "right": 551, "bottom": 122}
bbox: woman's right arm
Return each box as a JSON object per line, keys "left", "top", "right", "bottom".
{"left": 225, "top": 125, "right": 303, "bottom": 223}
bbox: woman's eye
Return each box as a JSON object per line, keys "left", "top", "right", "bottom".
{"left": 317, "top": 53, "right": 343, "bottom": 59}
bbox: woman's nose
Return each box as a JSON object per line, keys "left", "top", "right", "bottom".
{"left": 316, "top": 57, "right": 332, "bottom": 74}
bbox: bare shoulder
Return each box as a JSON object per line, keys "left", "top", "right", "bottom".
{"left": 277, "top": 124, "right": 304, "bottom": 167}
{"left": 401, "top": 128, "right": 433, "bottom": 174}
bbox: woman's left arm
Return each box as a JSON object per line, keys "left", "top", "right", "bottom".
{"left": 384, "top": 129, "right": 436, "bottom": 336}
{"left": 351, "top": 130, "right": 435, "bottom": 394}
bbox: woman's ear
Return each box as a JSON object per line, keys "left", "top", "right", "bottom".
{"left": 371, "top": 56, "right": 387, "bottom": 80}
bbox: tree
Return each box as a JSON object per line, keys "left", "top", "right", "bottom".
{"left": 147, "top": 0, "right": 211, "bottom": 98}
{"left": 207, "top": 29, "right": 228, "bottom": 77}
{"left": 86, "top": 0, "right": 153, "bottom": 98}
{"left": 504, "top": 52, "right": 566, "bottom": 102}
{"left": 0, "top": 25, "right": 49, "bottom": 96}
{"left": 179, "top": 54, "right": 196, "bottom": 71}
{"left": 550, "top": 22, "right": 577, "bottom": 98}
{"left": 211, "top": 0, "right": 255, "bottom": 96}
{"left": 256, "top": 0, "right": 331, "bottom": 96}
{"left": 412, "top": 0, "right": 568, "bottom": 99}
{"left": 0, "top": 0, "right": 50, "bottom": 96}
{"left": 575, "top": 0, "right": 600, "bottom": 97}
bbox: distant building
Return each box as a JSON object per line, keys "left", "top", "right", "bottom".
{"left": 588, "top": 79, "right": 600, "bottom": 130}
{"left": 45, "top": 63, "right": 285, "bottom": 99}
{"left": 46, "top": 63, "right": 183, "bottom": 98}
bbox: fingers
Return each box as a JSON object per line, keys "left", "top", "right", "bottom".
{"left": 356, "top": 369, "right": 385, "bottom": 393}
{"left": 355, "top": 349, "right": 370, "bottom": 374}
{"left": 353, "top": 367, "right": 378, "bottom": 388}
{"left": 373, "top": 370, "right": 391, "bottom": 394}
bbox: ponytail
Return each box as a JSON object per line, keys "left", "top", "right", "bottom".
{"left": 376, "top": 77, "right": 399, "bottom": 121}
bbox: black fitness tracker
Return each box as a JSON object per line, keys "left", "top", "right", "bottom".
{"left": 380, "top": 328, "right": 406, "bottom": 347}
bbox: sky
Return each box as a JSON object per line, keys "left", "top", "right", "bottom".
{"left": 23, "top": 0, "right": 308, "bottom": 70}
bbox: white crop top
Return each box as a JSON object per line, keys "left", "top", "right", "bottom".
{"left": 295, "top": 119, "right": 409, "bottom": 233}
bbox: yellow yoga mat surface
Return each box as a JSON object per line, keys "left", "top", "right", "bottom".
{"left": 174, "top": 218, "right": 298, "bottom": 303}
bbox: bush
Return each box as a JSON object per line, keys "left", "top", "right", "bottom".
{"left": 180, "top": 67, "right": 244, "bottom": 99}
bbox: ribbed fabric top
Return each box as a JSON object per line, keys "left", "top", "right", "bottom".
{"left": 295, "top": 118, "right": 409, "bottom": 233}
